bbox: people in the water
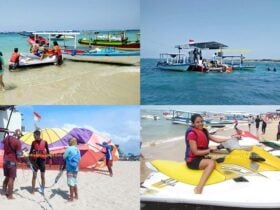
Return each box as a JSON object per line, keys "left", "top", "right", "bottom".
{"left": 97, "top": 142, "right": 114, "bottom": 177}
{"left": 2, "top": 129, "right": 22, "bottom": 199}
{"left": 10, "top": 48, "right": 20, "bottom": 68}
{"left": 53, "top": 41, "right": 62, "bottom": 65}
{"left": 29, "top": 130, "right": 51, "bottom": 194}
{"left": 185, "top": 114, "right": 228, "bottom": 194}
{"left": 63, "top": 137, "right": 81, "bottom": 201}
{"left": 0, "top": 51, "right": 5, "bottom": 91}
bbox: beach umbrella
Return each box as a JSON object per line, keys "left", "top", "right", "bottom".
{"left": 20, "top": 128, "right": 69, "bottom": 146}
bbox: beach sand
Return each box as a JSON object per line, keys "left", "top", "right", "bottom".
{"left": 140, "top": 121, "right": 278, "bottom": 182}
{"left": 0, "top": 161, "right": 139, "bottom": 210}
{"left": 0, "top": 61, "right": 139, "bottom": 104}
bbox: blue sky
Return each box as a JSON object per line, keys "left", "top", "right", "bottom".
{"left": 141, "top": 0, "right": 280, "bottom": 59}
{"left": 142, "top": 105, "right": 280, "bottom": 114}
{"left": 1, "top": 0, "right": 139, "bottom": 31}
{"left": 17, "top": 106, "right": 140, "bottom": 155}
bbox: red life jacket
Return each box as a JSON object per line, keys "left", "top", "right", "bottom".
{"left": 10, "top": 52, "right": 20, "bottom": 63}
{"left": 185, "top": 127, "right": 209, "bottom": 162}
{"left": 31, "top": 140, "right": 47, "bottom": 159}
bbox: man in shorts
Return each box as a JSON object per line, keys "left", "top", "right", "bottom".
{"left": 2, "top": 129, "right": 22, "bottom": 199}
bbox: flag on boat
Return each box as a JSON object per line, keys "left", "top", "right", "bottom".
{"left": 189, "top": 39, "right": 195, "bottom": 44}
{"left": 33, "top": 112, "right": 41, "bottom": 121}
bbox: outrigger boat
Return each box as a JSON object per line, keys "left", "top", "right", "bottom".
{"left": 78, "top": 31, "right": 140, "bottom": 51}
{"left": 223, "top": 55, "right": 256, "bottom": 70}
{"left": 187, "top": 41, "right": 232, "bottom": 73}
{"left": 157, "top": 46, "right": 189, "bottom": 72}
{"left": 62, "top": 33, "right": 140, "bottom": 65}
{"left": 157, "top": 41, "right": 233, "bottom": 73}
{"left": 63, "top": 47, "right": 140, "bottom": 65}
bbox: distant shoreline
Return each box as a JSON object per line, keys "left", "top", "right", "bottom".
{"left": 141, "top": 58, "right": 280, "bottom": 62}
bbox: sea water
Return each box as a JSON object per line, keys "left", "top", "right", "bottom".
{"left": 141, "top": 59, "right": 280, "bottom": 105}
{"left": 141, "top": 109, "right": 187, "bottom": 145}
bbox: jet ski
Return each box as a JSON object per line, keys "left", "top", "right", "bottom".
{"left": 9, "top": 53, "right": 57, "bottom": 70}
{"left": 141, "top": 141, "right": 280, "bottom": 208}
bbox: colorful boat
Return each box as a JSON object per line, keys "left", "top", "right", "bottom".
{"left": 62, "top": 47, "right": 140, "bottom": 65}
{"left": 78, "top": 31, "right": 140, "bottom": 51}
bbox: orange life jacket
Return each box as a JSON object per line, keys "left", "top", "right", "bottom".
{"left": 10, "top": 52, "right": 20, "bottom": 63}
{"left": 31, "top": 140, "right": 47, "bottom": 159}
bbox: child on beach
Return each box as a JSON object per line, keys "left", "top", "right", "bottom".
{"left": 0, "top": 51, "right": 5, "bottom": 91}
{"left": 63, "top": 137, "right": 81, "bottom": 201}
{"left": 97, "top": 142, "right": 114, "bottom": 177}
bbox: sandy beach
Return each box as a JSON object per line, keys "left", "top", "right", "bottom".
{"left": 0, "top": 161, "right": 139, "bottom": 210}
{"left": 0, "top": 61, "right": 139, "bottom": 104}
{"left": 141, "top": 120, "right": 279, "bottom": 182}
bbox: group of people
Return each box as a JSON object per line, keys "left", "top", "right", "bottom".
{"left": 1, "top": 129, "right": 114, "bottom": 201}
{"left": 30, "top": 40, "right": 62, "bottom": 65}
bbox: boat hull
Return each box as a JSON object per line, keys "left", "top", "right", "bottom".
{"left": 63, "top": 53, "right": 139, "bottom": 65}
{"left": 157, "top": 63, "right": 189, "bottom": 72}
{"left": 9, "top": 53, "right": 57, "bottom": 70}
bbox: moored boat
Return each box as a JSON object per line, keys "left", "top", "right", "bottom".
{"left": 62, "top": 47, "right": 140, "bottom": 65}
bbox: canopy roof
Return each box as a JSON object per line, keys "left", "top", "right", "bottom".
{"left": 190, "top": 41, "right": 228, "bottom": 49}
{"left": 176, "top": 41, "right": 228, "bottom": 50}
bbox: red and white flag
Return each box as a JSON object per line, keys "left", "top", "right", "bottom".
{"left": 189, "top": 39, "right": 195, "bottom": 45}
{"left": 33, "top": 112, "right": 42, "bottom": 122}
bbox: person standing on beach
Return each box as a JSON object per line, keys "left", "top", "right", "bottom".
{"left": 2, "top": 129, "right": 22, "bottom": 199}
{"left": 185, "top": 114, "right": 228, "bottom": 194}
{"left": 277, "top": 122, "right": 280, "bottom": 141}
{"left": 63, "top": 138, "right": 81, "bottom": 201}
{"left": 255, "top": 115, "right": 261, "bottom": 133}
{"left": 29, "top": 130, "right": 51, "bottom": 194}
{"left": 248, "top": 117, "right": 252, "bottom": 131}
{"left": 53, "top": 41, "right": 63, "bottom": 65}
{"left": 97, "top": 142, "right": 114, "bottom": 177}
{"left": 261, "top": 117, "right": 267, "bottom": 135}
{"left": 0, "top": 51, "right": 5, "bottom": 91}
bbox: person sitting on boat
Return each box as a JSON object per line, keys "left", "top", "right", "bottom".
{"left": 39, "top": 44, "right": 52, "bottom": 60}
{"left": 185, "top": 114, "right": 228, "bottom": 194}
{"left": 52, "top": 41, "right": 62, "bottom": 65}
{"left": 32, "top": 40, "right": 40, "bottom": 56}
{"left": 10, "top": 48, "right": 20, "bottom": 67}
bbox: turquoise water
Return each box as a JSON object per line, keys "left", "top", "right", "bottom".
{"left": 0, "top": 30, "right": 139, "bottom": 63}
{"left": 141, "top": 109, "right": 187, "bottom": 143}
{"left": 141, "top": 59, "right": 280, "bottom": 105}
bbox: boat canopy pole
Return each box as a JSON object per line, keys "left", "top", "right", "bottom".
{"left": 4, "top": 106, "right": 15, "bottom": 138}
